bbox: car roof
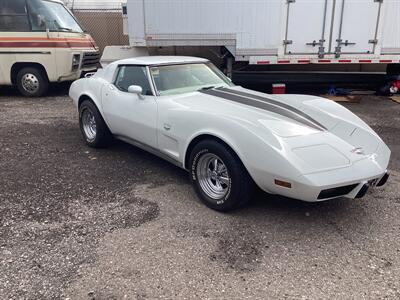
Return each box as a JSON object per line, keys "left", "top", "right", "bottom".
{"left": 111, "top": 56, "right": 209, "bottom": 66}
{"left": 99, "top": 56, "right": 210, "bottom": 82}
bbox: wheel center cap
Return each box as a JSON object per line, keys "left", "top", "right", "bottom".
{"left": 211, "top": 171, "right": 218, "bottom": 180}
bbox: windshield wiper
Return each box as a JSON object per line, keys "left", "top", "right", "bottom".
{"left": 52, "top": 20, "right": 73, "bottom": 32}
{"left": 58, "top": 27, "right": 73, "bottom": 32}
{"left": 198, "top": 86, "right": 215, "bottom": 91}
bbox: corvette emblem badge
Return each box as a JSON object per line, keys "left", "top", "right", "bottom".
{"left": 351, "top": 147, "right": 365, "bottom": 155}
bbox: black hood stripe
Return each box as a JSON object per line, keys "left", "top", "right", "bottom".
{"left": 200, "top": 88, "right": 325, "bottom": 131}
{"left": 218, "top": 87, "right": 327, "bottom": 130}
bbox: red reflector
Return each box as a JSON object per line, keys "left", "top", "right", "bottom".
{"left": 278, "top": 60, "right": 290, "bottom": 64}
{"left": 359, "top": 60, "right": 372, "bottom": 63}
{"left": 257, "top": 61, "right": 270, "bottom": 65}
{"left": 274, "top": 179, "right": 292, "bottom": 188}
{"left": 298, "top": 60, "right": 310, "bottom": 63}
{"left": 380, "top": 60, "right": 392, "bottom": 63}
{"left": 339, "top": 60, "right": 352, "bottom": 63}
{"left": 272, "top": 83, "right": 286, "bottom": 94}
{"left": 318, "top": 59, "right": 331, "bottom": 63}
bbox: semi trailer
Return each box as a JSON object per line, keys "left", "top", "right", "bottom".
{"left": 105, "top": 0, "right": 400, "bottom": 91}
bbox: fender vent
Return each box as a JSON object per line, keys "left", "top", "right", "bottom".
{"left": 317, "top": 183, "right": 359, "bottom": 199}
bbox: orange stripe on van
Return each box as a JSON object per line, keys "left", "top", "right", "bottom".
{"left": 0, "top": 41, "right": 94, "bottom": 48}
{"left": 0, "top": 37, "right": 91, "bottom": 42}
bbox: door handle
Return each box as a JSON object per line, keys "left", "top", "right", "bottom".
{"left": 306, "top": 39, "right": 325, "bottom": 47}
{"left": 163, "top": 123, "right": 171, "bottom": 131}
{"left": 336, "top": 39, "right": 356, "bottom": 46}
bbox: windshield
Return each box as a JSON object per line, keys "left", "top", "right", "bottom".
{"left": 27, "top": 0, "right": 83, "bottom": 33}
{"left": 150, "top": 63, "right": 233, "bottom": 96}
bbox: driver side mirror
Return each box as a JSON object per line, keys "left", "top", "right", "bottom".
{"left": 128, "top": 85, "right": 144, "bottom": 99}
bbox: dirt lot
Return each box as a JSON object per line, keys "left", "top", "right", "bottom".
{"left": 0, "top": 87, "right": 399, "bottom": 299}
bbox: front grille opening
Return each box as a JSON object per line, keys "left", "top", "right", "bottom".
{"left": 317, "top": 183, "right": 359, "bottom": 200}
{"left": 82, "top": 52, "right": 100, "bottom": 68}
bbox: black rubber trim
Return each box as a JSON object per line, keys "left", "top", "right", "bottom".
{"left": 318, "top": 183, "right": 359, "bottom": 199}
{"left": 377, "top": 173, "right": 389, "bottom": 187}
{"left": 355, "top": 184, "right": 369, "bottom": 199}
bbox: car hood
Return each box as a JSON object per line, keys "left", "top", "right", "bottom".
{"left": 171, "top": 86, "right": 389, "bottom": 174}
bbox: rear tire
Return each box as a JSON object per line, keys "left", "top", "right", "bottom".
{"left": 79, "top": 100, "right": 112, "bottom": 148}
{"left": 16, "top": 67, "right": 49, "bottom": 97}
{"left": 189, "top": 140, "right": 254, "bottom": 211}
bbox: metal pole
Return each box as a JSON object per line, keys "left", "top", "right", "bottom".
{"left": 328, "top": 0, "right": 337, "bottom": 53}
{"left": 335, "top": 0, "right": 346, "bottom": 58}
{"left": 226, "top": 56, "right": 233, "bottom": 79}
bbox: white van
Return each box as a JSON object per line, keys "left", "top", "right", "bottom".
{"left": 0, "top": 0, "right": 99, "bottom": 97}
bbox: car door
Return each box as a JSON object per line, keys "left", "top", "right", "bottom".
{"left": 101, "top": 65, "right": 158, "bottom": 149}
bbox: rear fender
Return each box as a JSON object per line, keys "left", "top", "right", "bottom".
{"left": 70, "top": 78, "right": 106, "bottom": 116}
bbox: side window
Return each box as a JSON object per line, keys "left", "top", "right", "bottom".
{"left": 27, "top": 0, "right": 50, "bottom": 32}
{"left": 0, "top": 0, "right": 30, "bottom": 32}
{"left": 115, "top": 66, "right": 153, "bottom": 96}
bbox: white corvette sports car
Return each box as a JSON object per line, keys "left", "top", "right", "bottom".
{"left": 69, "top": 56, "right": 390, "bottom": 211}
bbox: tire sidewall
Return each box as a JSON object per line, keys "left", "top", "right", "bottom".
{"left": 79, "top": 100, "right": 111, "bottom": 148}
{"left": 17, "top": 67, "right": 48, "bottom": 97}
{"left": 190, "top": 141, "right": 242, "bottom": 211}
{"left": 79, "top": 101, "right": 98, "bottom": 146}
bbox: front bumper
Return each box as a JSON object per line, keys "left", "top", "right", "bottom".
{"left": 354, "top": 172, "right": 389, "bottom": 198}
{"left": 265, "top": 171, "right": 389, "bottom": 202}
{"left": 279, "top": 170, "right": 388, "bottom": 202}
{"left": 254, "top": 150, "right": 390, "bottom": 202}
{"left": 57, "top": 66, "right": 98, "bottom": 82}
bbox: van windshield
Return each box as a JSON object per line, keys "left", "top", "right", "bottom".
{"left": 28, "top": 0, "right": 83, "bottom": 33}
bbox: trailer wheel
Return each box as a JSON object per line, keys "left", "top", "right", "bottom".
{"left": 16, "top": 67, "right": 49, "bottom": 97}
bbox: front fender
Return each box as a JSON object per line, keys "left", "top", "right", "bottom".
{"left": 176, "top": 110, "right": 303, "bottom": 193}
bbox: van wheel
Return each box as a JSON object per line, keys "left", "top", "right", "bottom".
{"left": 16, "top": 67, "right": 49, "bottom": 97}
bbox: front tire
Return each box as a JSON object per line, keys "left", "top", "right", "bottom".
{"left": 16, "top": 67, "right": 49, "bottom": 97}
{"left": 189, "top": 140, "right": 254, "bottom": 211}
{"left": 79, "top": 100, "right": 112, "bottom": 148}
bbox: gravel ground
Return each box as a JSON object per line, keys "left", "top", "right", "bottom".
{"left": 0, "top": 87, "right": 399, "bottom": 299}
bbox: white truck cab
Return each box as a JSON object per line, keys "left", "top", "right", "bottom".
{"left": 0, "top": 0, "right": 100, "bottom": 96}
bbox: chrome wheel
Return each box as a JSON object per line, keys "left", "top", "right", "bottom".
{"left": 82, "top": 108, "right": 97, "bottom": 141}
{"left": 21, "top": 73, "right": 40, "bottom": 94}
{"left": 197, "top": 153, "right": 230, "bottom": 200}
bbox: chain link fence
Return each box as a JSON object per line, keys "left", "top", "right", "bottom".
{"left": 69, "top": 2, "right": 129, "bottom": 54}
